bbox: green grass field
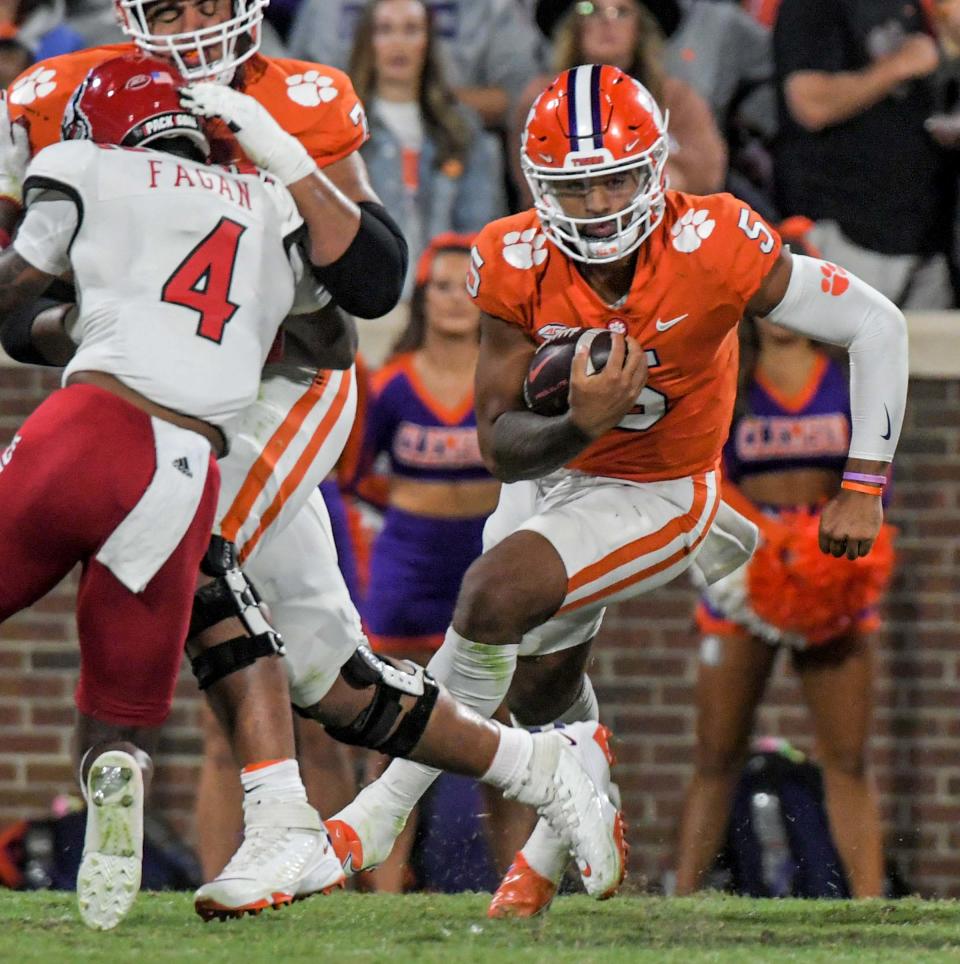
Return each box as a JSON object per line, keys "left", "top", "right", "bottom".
{"left": 3, "top": 892, "right": 960, "bottom": 963}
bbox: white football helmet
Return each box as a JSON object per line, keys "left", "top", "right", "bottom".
{"left": 113, "top": 0, "right": 269, "bottom": 82}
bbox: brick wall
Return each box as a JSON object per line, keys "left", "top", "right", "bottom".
{"left": 1, "top": 367, "right": 957, "bottom": 897}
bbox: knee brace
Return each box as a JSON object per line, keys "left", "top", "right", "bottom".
{"left": 186, "top": 536, "right": 284, "bottom": 690}
{"left": 324, "top": 645, "right": 440, "bottom": 757}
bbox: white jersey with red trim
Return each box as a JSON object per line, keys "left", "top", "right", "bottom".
{"left": 15, "top": 140, "right": 303, "bottom": 437}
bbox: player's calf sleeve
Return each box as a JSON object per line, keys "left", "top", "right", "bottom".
{"left": 426, "top": 627, "right": 520, "bottom": 719}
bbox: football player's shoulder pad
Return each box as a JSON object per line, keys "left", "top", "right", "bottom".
{"left": 23, "top": 139, "right": 98, "bottom": 202}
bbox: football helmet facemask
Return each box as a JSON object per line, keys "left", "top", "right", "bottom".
{"left": 521, "top": 64, "right": 669, "bottom": 264}
{"left": 114, "top": 0, "right": 269, "bottom": 82}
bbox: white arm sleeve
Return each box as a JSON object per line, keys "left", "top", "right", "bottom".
{"left": 767, "top": 253, "right": 908, "bottom": 462}
{"left": 12, "top": 192, "right": 78, "bottom": 277}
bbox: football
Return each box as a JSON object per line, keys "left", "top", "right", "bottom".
{"left": 522, "top": 328, "right": 615, "bottom": 416}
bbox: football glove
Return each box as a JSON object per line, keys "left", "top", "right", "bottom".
{"left": 0, "top": 93, "right": 30, "bottom": 207}
{"left": 180, "top": 83, "right": 316, "bottom": 185}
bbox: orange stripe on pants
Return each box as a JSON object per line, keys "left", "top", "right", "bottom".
{"left": 237, "top": 370, "right": 352, "bottom": 563}
{"left": 221, "top": 371, "right": 340, "bottom": 548}
{"left": 558, "top": 475, "right": 717, "bottom": 614}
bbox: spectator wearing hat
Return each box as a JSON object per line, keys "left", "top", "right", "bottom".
{"left": 536, "top": 0, "right": 776, "bottom": 140}
{"left": 515, "top": 0, "right": 726, "bottom": 204}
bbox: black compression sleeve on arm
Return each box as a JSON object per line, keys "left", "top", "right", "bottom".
{"left": 311, "top": 201, "right": 408, "bottom": 319}
{"left": 0, "top": 297, "right": 62, "bottom": 366}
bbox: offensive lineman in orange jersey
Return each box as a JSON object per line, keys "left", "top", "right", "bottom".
{"left": 327, "top": 64, "right": 909, "bottom": 916}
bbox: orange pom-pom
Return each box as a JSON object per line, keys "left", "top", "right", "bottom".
{"left": 747, "top": 512, "right": 895, "bottom": 645}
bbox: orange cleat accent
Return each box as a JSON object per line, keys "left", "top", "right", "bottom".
{"left": 487, "top": 853, "right": 557, "bottom": 919}
{"left": 324, "top": 819, "right": 364, "bottom": 875}
{"left": 600, "top": 811, "right": 629, "bottom": 900}
{"left": 591, "top": 724, "right": 617, "bottom": 768}
{"left": 195, "top": 891, "right": 294, "bottom": 922}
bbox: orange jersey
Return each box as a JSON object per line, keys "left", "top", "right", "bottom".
{"left": 470, "top": 192, "right": 782, "bottom": 483}
{"left": 8, "top": 44, "right": 367, "bottom": 168}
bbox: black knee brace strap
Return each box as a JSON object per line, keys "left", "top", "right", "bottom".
{"left": 187, "top": 536, "right": 284, "bottom": 690}
{"left": 190, "top": 634, "right": 280, "bottom": 690}
{"left": 325, "top": 645, "right": 440, "bottom": 757}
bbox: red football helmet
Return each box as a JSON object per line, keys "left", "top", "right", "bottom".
{"left": 521, "top": 64, "right": 669, "bottom": 264}
{"left": 62, "top": 53, "right": 209, "bottom": 157}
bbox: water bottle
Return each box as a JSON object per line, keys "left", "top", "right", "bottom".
{"left": 750, "top": 791, "right": 794, "bottom": 897}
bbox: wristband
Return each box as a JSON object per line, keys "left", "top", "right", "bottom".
{"left": 841, "top": 480, "right": 883, "bottom": 496}
{"left": 842, "top": 471, "right": 887, "bottom": 487}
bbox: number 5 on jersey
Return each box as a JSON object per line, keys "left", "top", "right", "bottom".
{"left": 737, "top": 208, "right": 775, "bottom": 254}
{"left": 161, "top": 217, "right": 247, "bottom": 343}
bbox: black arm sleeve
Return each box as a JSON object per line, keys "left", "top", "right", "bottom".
{"left": 0, "top": 296, "right": 63, "bottom": 366}
{"left": 310, "top": 201, "right": 408, "bottom": 319}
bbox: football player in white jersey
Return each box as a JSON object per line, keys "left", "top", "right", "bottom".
{"left": 0, "top": 52, "right": 376, "bottom": 928}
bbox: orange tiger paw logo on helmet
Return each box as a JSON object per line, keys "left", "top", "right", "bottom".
{"left": 820, "top": 262, "right": 849, "bottom": 296}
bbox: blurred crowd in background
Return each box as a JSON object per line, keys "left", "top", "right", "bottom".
{"left": 2, "top": 0, "right": 955, "bottom": 898}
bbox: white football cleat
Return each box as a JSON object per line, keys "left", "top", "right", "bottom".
{"left": 77, "top": 750, "right": 144, "bottom": 931}
{"left": 508, "top": 722, "right": 627, "bottom": 900}
{"left": 194, "top": 801, "right": 344, "bottom": 921}
{"left": 326, "top": 789, "right": 411, "bottom": 876}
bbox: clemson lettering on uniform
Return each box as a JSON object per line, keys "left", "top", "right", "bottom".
{"left": 503, "top": 228, "right": 548, "bottom": 269}
{"left": 735, "top": 414, "right": 849, "bottom": 461}
{"left": 671, "top": 208, "right": 716, "bottom": 253}
{"left": 285, "top": 71, "right": 338, "bottom": 107}
{"left": 393, "top": 422, "right": 482, "bottom": 470}
{"left": 537, "top": 323, "right": 574, "bottom": 340}
{"left": 146, "top": 157, "right": 252, "bottom": 210}
{"left": 9, "top": 67, "right": 57, "bottom": 105}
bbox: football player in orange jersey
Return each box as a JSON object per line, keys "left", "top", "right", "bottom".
{"left": 327, "top": 64, "right": 909, "bottom": 917}
{"left": 0, "top": 10, "right": 632, "bottom": 923}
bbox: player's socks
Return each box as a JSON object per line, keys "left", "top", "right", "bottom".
{"left": 517, "top": 818, "right": 569, "bottom": 884}
{"left": 480, "top": 722, "right": 534, "bottom": 789}
{"left": 195, "top": 758, "right": 342, "bottom": 920}
{"left": 240, "top": 758, "right": 308, "bottom": 806}
{"left": 556, "top": 674, "right": 600, "bottom": 725}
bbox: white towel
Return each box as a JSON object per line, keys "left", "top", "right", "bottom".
{"left": 96, "top": 418, "right": 211, "bottom": 593}
{"left": 692, "top": 499, "right": 759, "bottom": 587}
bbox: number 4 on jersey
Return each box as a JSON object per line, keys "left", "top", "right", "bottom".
{"left": 162, "top": 217, "right": 247, "bottom": 343}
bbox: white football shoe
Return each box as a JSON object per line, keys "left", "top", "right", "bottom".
{"left": 506, "top": 721, "right": 627, "bottom": 900}
{"left": 77, "top": 750, "right": 144, "bottom": 931}
{"left": 194, "top": 801, "right": 344, "bottom": 921}
{"left": 325, "top": 787, "right": 412, "bottom": 876}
